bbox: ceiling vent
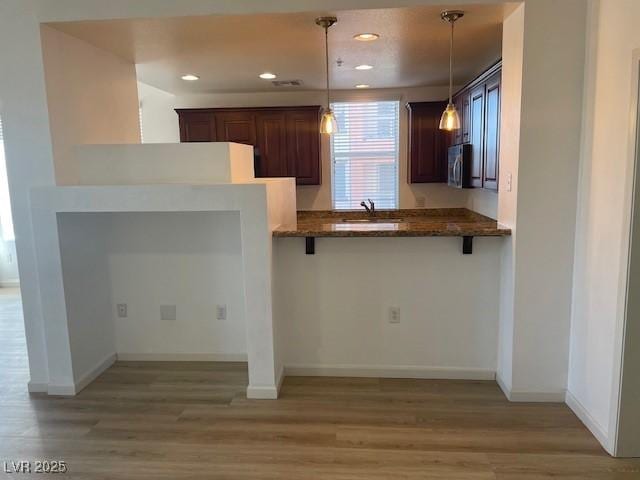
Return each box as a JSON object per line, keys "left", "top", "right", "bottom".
{"left": 272, "top": 80, "right": 303, "bottom": 87}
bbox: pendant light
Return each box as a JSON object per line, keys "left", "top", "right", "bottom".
{"left": 439, "top": 10, "right": 464, "bottom": 131}
{"left": 316, "top": 16, "right": 338, "bottom": 134}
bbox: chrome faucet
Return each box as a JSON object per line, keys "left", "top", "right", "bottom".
{"left": 360, "top": 199, "right": 375, "bottom": 216}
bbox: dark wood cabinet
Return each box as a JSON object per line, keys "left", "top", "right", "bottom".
{"left": 406, "top": 101, "right": 450, "bottom": 183}
{"left": 483, "top": 72, "right": 501, "bottom": 191}
{"left": 255, "top": 111, "right": 287, "bottom": 177}
{"left": 176, "top": 106, "right": 321, "bottom": 185}
{"left": 285, "top": 109, "right": 320, "bottom": 185}
{"left": 453, "top": 96, "right": 464, "bottom": 146}
{"left": 451, "top": 60, "right": 501, "bottom": 191}
{"left": 461, "top": 91, "right": 471, "bottom": 144}
{"left": 215, "top": 111, "right": 256, "bottom": 145}
{"left": 469, "top": 84, "right": 485, "bottom": 188}
{"left": 178, "top": 112, "right": 216, "bottom": 142}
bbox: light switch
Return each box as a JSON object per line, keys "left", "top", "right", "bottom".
{"left": 389, "top": 307, "right": 400, "bottom": 324}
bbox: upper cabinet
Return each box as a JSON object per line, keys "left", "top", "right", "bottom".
{"left": 406, "top": 101, "right": 450, "bottom": 183}
{"left": 469, "top": 83, "right": 485, "bottom": 188}
{"left": 483, "top": 72, "right": 501, "bottom": 191}
{"left": 452, "top": 60, "right": 502, "bottom": 192}
{"left": 285, "top": 109, "right": 321, "bottom": 185}
{"left": 176, "top": 106, "right": 321, "bottom": 185}
{"left": 178, "top": 112, "right": 216, "bottom": 142}
{"left": 216, "top": 111, "right": 257, "bottom": 145}
{"left": 255, "top": 111, "right": 288, "bottom": 177}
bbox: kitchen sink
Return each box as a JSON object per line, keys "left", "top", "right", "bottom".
{"left": 341, "top": 218, "right": 404, "bottom": 223}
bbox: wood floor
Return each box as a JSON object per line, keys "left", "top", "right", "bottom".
{"left": 1, "top": 289, "right": 639, "bottom": 479}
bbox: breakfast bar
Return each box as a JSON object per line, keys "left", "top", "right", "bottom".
{"left": 273, "top": 208, "right": 511, "bottom": 254}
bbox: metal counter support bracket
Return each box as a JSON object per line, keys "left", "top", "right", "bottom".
{"left": 462, "top": 236, "right": 473, "bottom": 254}
{"left": 306, "top": 237, "right": 315, "bottom": 255}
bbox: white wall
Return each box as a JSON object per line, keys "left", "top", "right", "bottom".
{"left": 108, "top": 212, "right": 247, "bottom": 359}
{"left": 138, "top": 82, "right": 180, "bottom": 143}
{"left": 31, "top": 179, "right": 295, "bottom": 397}
{"left": 568, "top": 0, "right": 640, "bottom": 455}
{"left": 173, "top": 87, "right": 499, "bottom": 215}
{"left": 496, "top": 1, "right": 524, "bottom": 395}
{"left": 71, "top": 142, "right": 255, "bottom": 186}
{"left": 0, "top": 0, "right": 59, "bottom": 389}
{"left": 40, "top": 25, "right": 141, "bottom": 185}
{"left": 274, "top": 236, "right": 502, "bottom": 377}
{"left": 58, "top": 213, "right": 115, "bottom": 384}
{"left": 0, "top": 240, "right": 19, "bottom": 286}
{"left": 497, "top": 0, "right": 587, "bottom": 402}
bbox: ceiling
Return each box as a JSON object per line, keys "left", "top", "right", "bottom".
{"left": 47, "top": 4, "right": 507, "bottom": 95}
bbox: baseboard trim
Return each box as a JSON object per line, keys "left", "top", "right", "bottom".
{"left": 276, "top": 365, "right": 285, "bottom": 392}
{"left": 27, "top": 381, "right": 48, "bottom": 393}
{"left": 509, "top": 389, "right": 566, "bottom": 403}
{"left": 496, "top": 372, "right": 512, "bottom": 400}
{"left": 45, "top": 353, "right": 117, "bottom": 396}
{"left": 46, "top": 384, "right": 77, "bottom": 396}
{"left": 483, "top": 372, "right": 567, "bottom": 402}
{"left": 246, "top": 384, "right": 279, "bottom": 399}
{"left": 0, "top": 280, "right": 19, "bottom": 288}
{"left": 565, "top": 389, "right": 612, "bottom": 454}
{"left": 284, "top": 364, "right": 496, "bottom": 380}
{"left": 74, "top": 352, "right": 117, "bottom": 394}
{"left": 116, "top": 353, "right": 248, "bottom": 362}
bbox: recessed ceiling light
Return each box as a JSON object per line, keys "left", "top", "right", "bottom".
{"left": 181, "top": 74, "right": 199, "bottom": 81}
{"left": 259, "top": 72, "right": 277, "bottom": 79}
{"left": 354, "top": 33, "right": 379, "bottom": 41}
{"left": 355, "top": 64, "right": 373, "bottom": 70}
{"left": 355, "top": 84, "right": 370, "bottom": 89}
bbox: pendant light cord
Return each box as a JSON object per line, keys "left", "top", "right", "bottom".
{"left": 325, "top": 25, "right": 330, "bottom": 109}
{"left": 449, "top": 19, "right": 454, "bottom": 105}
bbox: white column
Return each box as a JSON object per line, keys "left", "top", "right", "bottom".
{"left": 239, "top": 188, "right": 280, "bottom": 399}
{"left": 0, "top": 0, "right": 58, "bottom": 391}
{"left": 497, "top": 0, "right": 588, "bottom": 400}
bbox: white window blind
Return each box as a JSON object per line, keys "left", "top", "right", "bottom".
{"left": 331, "top": 101, "right": 399, "bottom": 210}
{"left": 0, "top": 116, "right": 15, "bottom": 241}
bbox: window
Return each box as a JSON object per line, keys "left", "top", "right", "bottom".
{"left": 331, "top": 101, "right": 400, "bottom": 210}
{"left": 0, "top": 117, "right": 15, "bottom": 241}
{"left": 138, "top": 103, "right": 145, "bottom": 143}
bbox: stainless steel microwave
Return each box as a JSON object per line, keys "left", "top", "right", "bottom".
{"left": 448, "top": 144, "right": 473, "bottom": 188}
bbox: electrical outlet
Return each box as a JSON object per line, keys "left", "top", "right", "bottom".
{"left": 389, "top": 307, "right": 400, "bottom": 324}
{"left": 160, "top": 305, "right": 177, "bottom": 321}
{"left": 506, "top": 172, "right": 513, "bottom": 192}
{"left": 216, "top": 304, "right": 227, "bottom": 320}
{"left": 117, "top": 303, "right": 127, "bottom": 318}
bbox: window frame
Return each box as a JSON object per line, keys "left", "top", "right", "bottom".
{"left": 330, "top": 100, "right": 400, "bottom": 211}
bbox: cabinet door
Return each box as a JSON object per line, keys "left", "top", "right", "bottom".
{"left": 407, "top": 102, "right": 448, "bottom": 183}
{"left": 215, "top": 111, "right": 256, "bottom": 145}
{"left": 483, "top": 73, "right": 501, "bottom": 191}
{"left": 469, "top": 84, "right": 485, "bottom": 188}
{"left": 462, "top": 91, "right": 471, "bottom": 144}
{"left": 452, "top": 95, "right": 464, "bottom": 145}
{"left": 179, "top": 113, "right": 216, "bottom": 142}
{"left": 255, "top": 112, "right": 287, "bottom": 178}
{"left": 286, "top": 109, "right": 321, "bottom": 185}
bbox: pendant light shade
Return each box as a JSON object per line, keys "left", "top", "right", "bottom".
{"left": 320, "top": 108, "right": 338, "bottom": 134}
{"left": 439, "top": 103, "right": 461, "bottom": 131}
{"left": 316, "top": 16, "right": 338, "bottom": 135}
{"left": 440, "top": 10, "right": 464, "bottom": 132}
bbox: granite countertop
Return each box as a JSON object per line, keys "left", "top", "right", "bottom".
{"left": 273, "top": 208, "right": 512, "bottom": 238}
